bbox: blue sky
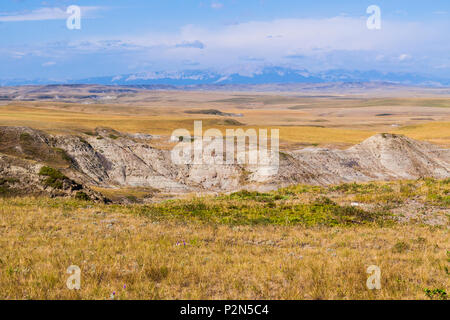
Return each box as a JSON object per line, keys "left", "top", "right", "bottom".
{"left": 0, "top": 0, "right": 449, "bottom": 81}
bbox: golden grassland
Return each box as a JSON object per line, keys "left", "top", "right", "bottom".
{"left": 0, "top": 94, "right": 449, "bottom": 299}
{"left": 392, "top": 122, "right": 450, "bottom": 146}
{"left": 0, "top": 101, "right": 449, "bottom": 147}
{"left": 0, "top": 179, "right": 448, "bottom": 300}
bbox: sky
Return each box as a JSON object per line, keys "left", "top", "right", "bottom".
{"left": 0, "top": 0, "right": 449, "bottom": 81}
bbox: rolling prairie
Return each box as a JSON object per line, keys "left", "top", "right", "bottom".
{"left": 0, "top": 86, "right": 448, "bottom": 300}
{"left": 1, "top": 89, "right": 450, "bottom": 148}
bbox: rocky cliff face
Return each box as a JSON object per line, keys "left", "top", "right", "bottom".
{"left": 0, "top": 126, "right": 449, "bottom": 200}
{"left": 277, "top": 133, "right": 450, "bottom": 186}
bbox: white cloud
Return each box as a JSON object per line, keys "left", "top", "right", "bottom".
{"left": 156, "top": 17, "right": 446, "bottom": 68}
{"left": 211, "top": 2, "right": 224, "bottom": 10}
{"left": 42, "top": 61, "right": 56, "bottom": 67}
{"left": 11, "top": 51, "right": 26, "bottom": 59}
{"left": 3, "top": 16, "right": 449, "bottom": 76}
{"left": 0, "top": 6, "right": 102, "bottom": 22}
{"left": 398, "top": 54, "right": 411, "bottom": 61}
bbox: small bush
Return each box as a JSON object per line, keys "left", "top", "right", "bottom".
{"left": 227, "top": 190, "right": 283, "bottom": 202}
{"left": 424, "top": 288, "right": 447, "bottom": 300}
{"left": 39, "top": 166, "right": 65, "bottom": 179}
{"left": 39, "top": 166, "right": 67, "bottom": 189}
{"left": 125, "top": 195, "right": 138, "bottom": 203}
{"left": 75, "top": 192, "right": 90, "bottom": 201}
{"left": 19, "top": 132, "right": 32, "bottom": 141}
{"left": 0, "top": 178, "right": 19, "bottom": 196}
{"left": 0, "top": 185, "right": 9, "bottom": 195}
{"left": 146, "top": 266, "right": 169, "bottom": 282}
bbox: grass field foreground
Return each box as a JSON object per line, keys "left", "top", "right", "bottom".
{"left": 0, "top": 179, "right": 448, "bottom": 300}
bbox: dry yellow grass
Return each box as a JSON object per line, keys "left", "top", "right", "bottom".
{"left": 0, "top": 189, "right": 448, "bottom": 300}
{"left": 1, "top": 93, "right": 449, "bottom": 300}
{"left": 1, "top": 102, "right": 449, "bottom": 147}
{"left": 393, "top": 122, "right": 450, "bottom": 146}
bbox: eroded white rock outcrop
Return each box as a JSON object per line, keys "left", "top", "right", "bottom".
{"left": 0, "top": 127, "right": 449, "bottom": 195}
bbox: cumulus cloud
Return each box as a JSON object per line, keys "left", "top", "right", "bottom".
{"left": 3, "top": 16, "right": 449, "bottom": 77}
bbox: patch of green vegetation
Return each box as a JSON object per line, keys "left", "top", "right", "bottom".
{"left": 134, "top": 194, "right": 391, "bottom": 227}
{"left": 331, "top": 182, "right": 393, "bottom": 194}
{"left": 424, "top": 288, "right": 447, "bottom": 300}
{"left": 0, "top": 178, "right": 19, "bottom": 196}
{"left": 38, "top": 166, "right": 67, "bottom": 189}
{"left": 39, "top": 166, "right": 65, "bottom": 179}
{"left": 19, "top": 132, "right": 32, "bottom": 141}
{"left": 78, "top": 137, "right": 88, "bottom": 144}
{"left": 14, "top": 131, "right": 71, "bottom": 166}
{"left": 279, "top": 151, "right": 291, "bottom": 160}
{"left": 358, "top": 98, "right": 450, "bottom": 108}
{"left": 125, "top": 195, "right": 138, "bottom": 203}
{"left": 423, "top": 178, "right": 450, "bottom": 207}
{"left": 4, "top": 178, "right": 447, "bottom": 228}
{"left": 109, "top": 134, "right": 119, "bottom": 140}
{"left": 75, "top": 191, "right": 90, "bottom": 201}
{"left": 224, "top": 190, "right": 287, "bottom": 202}
{"left": 0, "top": 177, "right": 19, "bottom": 185}
{"left": 427, "top": 193, "right": 450, "bottom": 206}
{"left": 0, "top": 185, "right": 9, "bottom": 195}
{"left": 220, "top": 119, "right": 243, "bottom": 126}
{"left": 399, "top": 182, "right": 417, "bottom": 198}
{"left": 53, "top": 148, "right": 72, "bottom": 163}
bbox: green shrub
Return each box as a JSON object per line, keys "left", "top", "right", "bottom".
{"left": 136, "top": 194, "right": 391, "bottom": 227}
{"left": 125, "top": 195, "right": 138, "bottom": 203}
{"left": 0, "top": 185, "right": 9, "bottom": 195}
{"left": 424, "top": 288, "right": 447, "bottom": 300}
{"left": 39, "top": 166, "right": 67, "bottom": 189}
{"left": 75, "top": 192, "right": 90, "bottom": 201}
{"left": 226, "top": 190, "right": 287, "bottom": 202}
{"left": 39, "top": 166, "right": 65, "bottom": 179}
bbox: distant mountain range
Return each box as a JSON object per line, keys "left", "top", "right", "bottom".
{"left": 1, "top": 67, "right": 449, "bottom": 87}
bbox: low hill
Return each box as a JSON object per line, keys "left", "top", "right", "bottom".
{"left": 0, "top": 126, "right": 448, "bottom": 200}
